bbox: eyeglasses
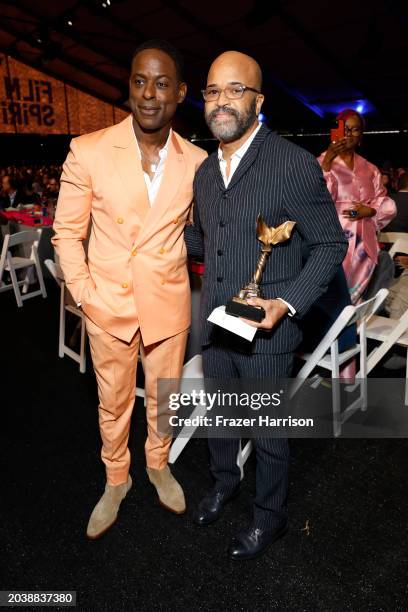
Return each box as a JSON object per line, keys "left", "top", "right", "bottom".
{"left": 201, "top": 84, "right": 261, "bottom": 102}
{"left": 345, "top": 126, "right": 362, "bottom": 136}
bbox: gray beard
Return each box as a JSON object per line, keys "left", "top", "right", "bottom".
{"left": 205, "top": 99, "right": 258, "bottom": 143}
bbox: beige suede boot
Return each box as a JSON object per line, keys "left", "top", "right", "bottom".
{"left": 146, "top": 465, "right": 186, "bottom": 514}
{"left": 86, "top": 476, "right": 132, "bottom": 539}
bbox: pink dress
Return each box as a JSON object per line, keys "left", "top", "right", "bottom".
{"left": 317, "top": 152, "right": 396, "bottom": 304}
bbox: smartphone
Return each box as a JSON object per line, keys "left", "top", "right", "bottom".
{"left": 330, "top": 119, "right": 345, "bottom": 142}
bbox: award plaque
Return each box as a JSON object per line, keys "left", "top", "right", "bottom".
{"left": 225, "top": 215, "right": 296, "bottom": 322}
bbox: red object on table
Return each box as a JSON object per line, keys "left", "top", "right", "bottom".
{"left": 2, "top": 210, "right": 53, "bottom": 227}
{"left": 188, "top": 260, "right": 205, "bottom": 276}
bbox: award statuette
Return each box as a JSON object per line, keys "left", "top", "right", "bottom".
{"left": 225, "top": 216, "right": 296, "bottom": 322}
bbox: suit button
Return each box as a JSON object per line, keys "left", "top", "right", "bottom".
{"left": 122, "top": 282, "right": 128, "bottom": 289}
{"left": 159, "top": 247, "right": 165, "bottom": 254}
{"left": 131, "top": 249, "right": 137, "bottom": 256}
{"left": 222, "top": 193, "right": 228, "bottom": 199}
{"left": 117, "top": 217, "right": 124, "bottom": 224}
{"left": 219, "top": 221, "right": 225, "bottom": 227}
{"left": 217, "top": 249, "right": 223, "bottom": 256}
{"left": 217, "top": 276, "right": 223, "bottom": 282}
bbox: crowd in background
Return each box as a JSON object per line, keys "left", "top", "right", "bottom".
{"left": 1, "top": 125, "right": 408, "bottom": 375}
{"left": 380, "top": 166, "right": 408, "bottom": 195}
{"left": 0, "top": 165, "right": 61, "bottom": 210}
{"left": 1, "top": 160, "right": 407, "bottom": 204}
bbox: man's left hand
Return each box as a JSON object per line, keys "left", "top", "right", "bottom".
{"left": 242, "top": 298, "right": 289, "bottom": 330}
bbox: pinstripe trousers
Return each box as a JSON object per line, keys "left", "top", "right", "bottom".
{"left": 202, "top": 329, "right": 294, "bottom": 529}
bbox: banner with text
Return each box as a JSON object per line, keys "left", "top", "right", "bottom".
{"left": 0, "top": 54, "right": 128, "bottom": 135}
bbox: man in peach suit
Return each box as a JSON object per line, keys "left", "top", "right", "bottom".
{"left": 52, "top": 40, "right": 206, "bottom": 539}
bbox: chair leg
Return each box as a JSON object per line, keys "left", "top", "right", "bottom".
{"left": 331, "top": 341, "right": 341, "bottom": 437}
{"left": 22, "top": 269, "right": 31, "bottom": 294}
{"left": 34, "top": 251, "right": 47, "bottom": 298}
{"left": 359, "top": 324, "right": 368, "bottom": 411}
{"left": 236, "top": 439, "right": 244, "bottom": 480}
{"left": 79, "top": 316, "right": 86, "bottom": 374}
{"left": 8, "top": 263, "right": 23, "bottom": 307}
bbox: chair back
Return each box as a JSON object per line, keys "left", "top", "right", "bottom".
{"left": 6, "top": 229, "right": 41, "bottom": 247}
{"left": 349, "top": 288, "right": 389, "bottom": 328}
{"left": 389, "top": 237, "right": 408, "bottom": 259}
{"left": 379, "top": 231, "right": 408, "bottom": 245}
{"left": 293, "top": 288, "right": 389, "bottom": 390}
{"left": 44, "top": 259, "right": 64, "bottom": 286}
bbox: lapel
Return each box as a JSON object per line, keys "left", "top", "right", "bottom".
{"left": 135, "top": 131, "right": 187, "bottom": 246}
{"left": 112, "top": 115, "right": 150, "bottom": 226}
{"left": 210, "top": 151, "right": 227, "bottom": 192}
{"left": 225, "top": 123, "right": 271, "bottom": 192}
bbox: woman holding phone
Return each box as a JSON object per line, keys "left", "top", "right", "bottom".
{"left": 318, "top": 109, "right": 396, "bottom": 303}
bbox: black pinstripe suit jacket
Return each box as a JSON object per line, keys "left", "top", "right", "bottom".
{"left": 185, "top": 124, "right": 348, "bottom": 354}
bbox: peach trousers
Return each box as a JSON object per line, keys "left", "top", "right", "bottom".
{"left": 85, "top": 316, "right": 188, "bottom": 485}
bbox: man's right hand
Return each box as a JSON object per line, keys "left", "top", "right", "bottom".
{"left": 321, "top": 138, "right": 348, "bottom": 171}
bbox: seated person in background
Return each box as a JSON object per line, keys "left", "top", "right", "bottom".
{"left": 381, "top": 254, "right": 408, "bottom": 370}
{"left": 0, "top": 175, "right": 26, "bottom": 209}
{"left": 383, "top": 172, "right": 408, "bottom": 233}
{"left": 381, "top": 170, "right": 394, "bottom": 195}
{"left": 23, "top": 181, "right": 41, "bottom": 204}
{"left": 385, "top": 255, "right": 408, "bottom": 320}
{"left": 32, "top": 173, "right": 44, "bottom": 196}
{"left": 43, "top": 175, "right": 60, "bottom": 200}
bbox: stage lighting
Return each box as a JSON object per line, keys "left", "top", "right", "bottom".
{"left": 315, "top": 99, "right": 374, "bottom": 116}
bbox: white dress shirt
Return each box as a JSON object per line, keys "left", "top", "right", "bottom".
{"left": 218, "top": 121, "right": 296, "bottom": 316}
{"left": 9, "top": 190, "right": 17, "bottom": 206}
{"left": 134, "top": 129, "right": 172, "bottom": 205}
{"left": 218, "top": 122, "right": 262, "bottom": 187}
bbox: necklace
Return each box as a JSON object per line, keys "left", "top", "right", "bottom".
{"left": 139, "top": 146, "right": 160, "bottom": 173}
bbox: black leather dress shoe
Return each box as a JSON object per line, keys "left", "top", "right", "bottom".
{"left": 229, "top": 522, "right": 288, "bottom": 560}
{"left": 193, "top": 487, "right": 240, "bottom": 526}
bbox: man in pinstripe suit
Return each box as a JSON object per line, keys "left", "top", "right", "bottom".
{"left": 185, "top": 51, "right": 348, "bottom": 560}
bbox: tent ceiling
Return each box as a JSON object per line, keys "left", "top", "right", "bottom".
{"left": 0, "top": 0, "right": 407, "bottom": 134}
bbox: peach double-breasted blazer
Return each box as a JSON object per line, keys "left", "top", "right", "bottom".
{"left": 52, "top": 114, "right": 207, "bottom": 344}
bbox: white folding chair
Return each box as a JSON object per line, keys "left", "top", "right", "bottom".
{"left": 239, "top": 289, "right": 389, "bottom": 467}
{"left": 45, "top": 258, "right": 87, "bottom": 374}
{"left": 361, "top": 309, "right": 408, "bottom": 405}
{"left": 378, "top": 232, "right": 407, "bottom": 244}
{"left": 379, "top": 232, "right": 408, "bottom": 246}
{"left": 0, "top": 229, "right": 47, "bottom": 307}
{"left": 167, "top": 354, "right": 250, "bottom": 479}
{"left": 388, "top": 237, "right": 408, "bottom": 259}
{"left": 168, "top": 354, "right": 205, "bottom": 464}
{"left": 45, "top": 259, "right": 148, "bottom": 399}
{"left": 292, "top": 288, "right": 389, "bottom": 435}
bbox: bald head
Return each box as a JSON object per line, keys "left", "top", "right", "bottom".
{"left": 207, "top": 51, "right": 263, "bottom": 91}
{"left": 204, "top": 51, "right": 264, "bottom": 145}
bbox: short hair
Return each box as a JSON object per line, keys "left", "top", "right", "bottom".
{"left": 398, "top": 172, "right": 408, "bottom": 191}
{"left": 3, "top": 174, "right": 18, "bottom": 190}
{"left": 336, "top": 108, "right": 365, "bottom": 130}
{"left": 131, "top": 39, "right": 185, "bottom": 82}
